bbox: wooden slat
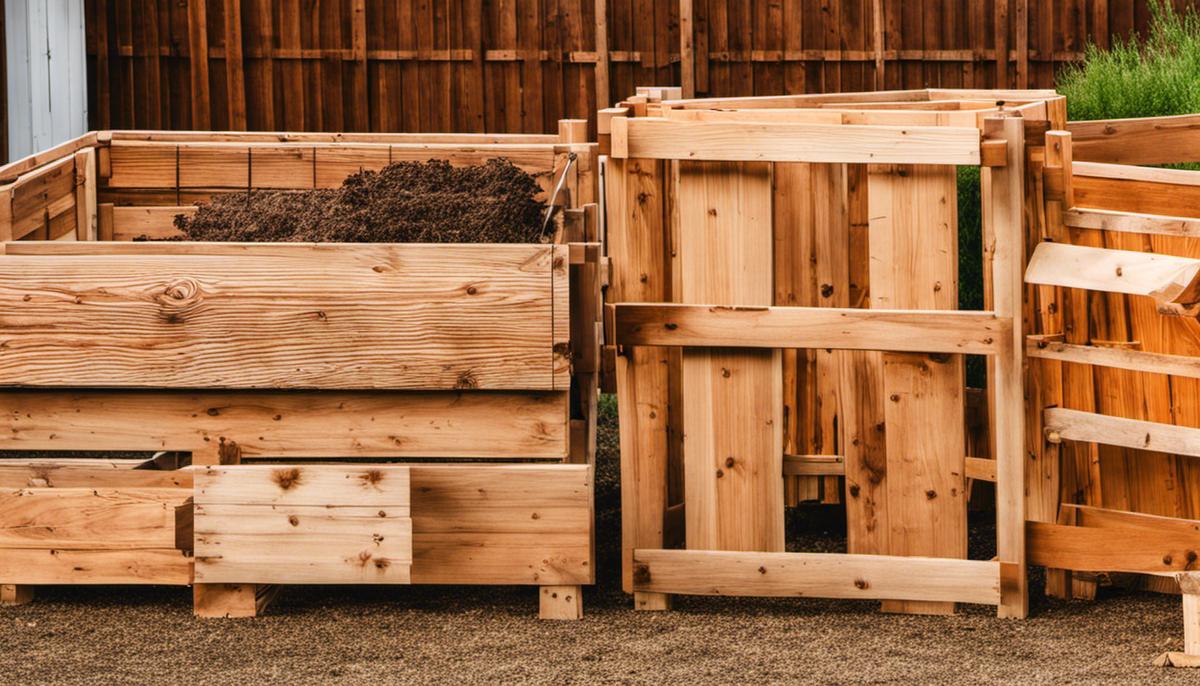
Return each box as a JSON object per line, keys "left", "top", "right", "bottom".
{"left": 1067, "top": 114, "right": 1200, "bottom": 165}
{"left": 0, "top": 243, "right": 567, "bottom": 391}
{"left": 1044, "top": 408, "right": 1200, "bottom": 459}
{"left": 0, "top": 548, "right": 191, "bottom": 585}
{"left": 677, "top": 160, "right": 783, "bottom": 554}
{"left": 1024, "top": 242, "right": 1200, "bottom": 309}
{"left": 614, "top": 304, "right": 1006, "bottom": 354}
{"left": 966, "top": 457, "right": 997, "bottom": 482}
{"left": 782, "top": 454, "right": 845, "bottom": 476}
{"left": 611, "top": 118, "right": 982, "bottom": 165}
{"left": 631, "top": 548, "right": 1001, "bottom": 605}
{"left": 0, "top": 389, "right": 569, "bottom": 459}
{"left": 194, "top": 464, "right": 411, "bottom": 584}
{"left": 0, "top": 464, "right": 191, "bottom": 489}
{"left": 1064, "top": 209, "right": 1200, "bottom": 238}
{"left": 1027, "top": 336, "right": 1200, "bottom": 379}
{"left": 109, "top": 205, "right": 194, "bottom": 241}
{"left": 0, "top": 488, "right": 187, "bottom": 549}
{"left": 1028, "top": 521, "right": 1200, "bottom": 574}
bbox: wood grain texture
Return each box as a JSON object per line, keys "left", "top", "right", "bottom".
{"left": 1045, "top": 408, "right": 1200, "bottom": 459}
{"left": 0, "top": 548, "right": 192, "bottom": 585}
{"left": 194, "top": 464, "right": 412, "bottom": 584}
{"left": 1025, "top": 242, "right": 1200, "bottom": 309}
{"left": 631, "top": 549, "right": 1001, "bottom": 605}
{"left": 0, "top": 488, "right": 188, "bottom": 550}
{"left": 613, "top": 118, "right": 981, "bottom": 165}
{"left": 0, "top": 243, "right": 568, "bottom": 391}
{"left": 1027, "top": 521, "right": 1200, "bottom": 574}
{"left": 0, "top": 389, "right": 568, "bottom": 459}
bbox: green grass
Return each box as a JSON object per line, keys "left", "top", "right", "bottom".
{"left": 1058, "top": 0, "right": 1200, "bottom": 121}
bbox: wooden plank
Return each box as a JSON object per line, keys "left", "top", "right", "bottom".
{"left": 0, "top": 389, "right": 568, "bottom": 459}
{"left": 985, "top": 116, "right": 1028, "bottom": 618}
{"left": 187, "top": 0, "right": 211, "bottom": 129}
{"left": 0, "top": 464, "right": 191, "bottom": 489}
{"left": 677, "top": 160, "right": 783, "bottom": 553}
{"left": 195, "top": 464, "right": 411, "bottom": 508}
{"left": 109, "top": 205, "right": 195, "bottom": 241}
{"left": 614, "top": 304, "right": 1006, "bottom": 354}
{"left": 783, "top": 454, "right": 846, "bottom": 477}
{"left": 611, "top": 118, "right": 982, "bottom": 165}
{"left": 73, "top": 149, "right": 97, "bottom": 241}
{"left": 0, "top": 548, "right": 191, "bottom": 585}
{"left": 1064, "top": 208, "right": 1200, "bottom": 239}
{"left": 0, "top": 487, "right": 187, "bottom": 549}
{"left": 1024, "top": 242, "right": 1200, "bottom": 310}
{"left": 410, "top": 464, "right": 593, "bottom": 585}
{"left": 1027, "top": 337, "right": 1200, "bottom": 380}
{"left": 966, "top": 457, "right": 997, "bottom": 482}
{"left": 1028, "top": 521, "right": 1200, "bottom": 574}
{"left": 222, "top": 0, "right": 247, "bottom": 130}
{"left": 106, "top": 143, "right": 178, "bottom": 188}
{"left": 631, "top": 549, "right": 1001, "bottom": 605}
{"left": 0, "top": 244, "right": 567, "bottom": 391}
{"left": 0, "top": 584, "right": 34, "bottom": 606}
{"left": 1067, "top": 114, "right": 1200, "bottom": 166}
{"left": 1045, "top": 408, "right": 1200, "bottom": 459}
{"left": 249, "top": 146, "right": 315, "bottom": 188}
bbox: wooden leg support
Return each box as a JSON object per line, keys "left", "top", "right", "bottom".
{"left": 193, "top": 583, "right": 277, "bottom": 618}
{"left": 1156, "top": 573, "right": 1200, "bottom": 667}
{"left": 0, "top": 584, "right": 34, "bottom": 606}
{"left": 538, "top": 585, "right": 583, "bottom": 620}
{"left": 634, "top": 591, "right": 671, "bottom": 612}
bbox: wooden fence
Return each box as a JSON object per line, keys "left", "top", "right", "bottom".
{"left": 84, "top": 0, "right": 1200, "bottom": 136}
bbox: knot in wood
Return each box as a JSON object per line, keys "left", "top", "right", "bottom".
{"left": 155, "top": 278, "right": 205, "bottom": 321}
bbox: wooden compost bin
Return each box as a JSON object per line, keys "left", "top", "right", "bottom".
{"left": 1021, "top": 115, "right": 1200, "bottom": 665}
{"left": 0, "top": 123, "right": 601, "bottom": 620}
{"left": 601, "top": 87, "right": 1066, "bottom": 618}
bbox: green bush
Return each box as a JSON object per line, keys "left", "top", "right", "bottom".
{"left": 1058, "top": 0, "right": 1200, "bottom": 121}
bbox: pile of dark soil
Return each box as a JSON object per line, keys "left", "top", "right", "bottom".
{"left": 174, "top": 158, "right": 549, "bottom": 243}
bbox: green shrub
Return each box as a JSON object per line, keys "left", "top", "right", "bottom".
{"left": 1058, "top": 0, "right": 1200, "bottom": 120}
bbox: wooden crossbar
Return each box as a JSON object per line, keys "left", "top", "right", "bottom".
{"left": 1027, "top": 336, "right": 1200, "bottom": 379}
{"left": 1024, "top": 242, "right": 1200, "bottom": 311}
{"left": 631, "top": 549, "right": 1002, "bottom": 605}
{"left": 1044, "top": 408, "right": 1200, "bottom": 458}
{"left": 609, "top": 117, "right": 982, "bottom": 164}
{"left": 1064, "top": 208, "right": 1200, "bottom": 238}
{"left": 613, "top": 303, "right": 1005, "bottom": 354}
{"left": 1028, "top": 517, "right": 1200, "bottom": 574}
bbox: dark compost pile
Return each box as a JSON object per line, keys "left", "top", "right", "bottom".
{"left": 173, "top": 158, "right": 550, "bottom": 243}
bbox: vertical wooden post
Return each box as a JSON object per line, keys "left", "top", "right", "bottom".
{"left": 679, "top": 0, "right": 694, "bottom": 98}
{"left": 223, "top": 0, "right": 247, "bottom": 131}
{"left": 187, "top": 0, "right": 211, "bottom": 130}
{"left": 194, "top": 583, "right": 276, "bottom": 618}
{"left": 871, "top": 0, "right": 885, "bottom": 90}
{"left": 1014, "top": 0, "right": 1028, "bottom": 89}
{"left": 0, "top": 584, "right": 33, "bottom": 606}
{"left": 994, "top": 0, "right": 1009, "bottom": 88}
{"left": 1156, "top": 573, "right": 1200, "bottom": 666}
{"left": 678, "top": 161, "right": 783, "bottom": 553}
{"left": 985, "top": 115, "right": 1028, "bottom": 619}
{"left": 608, "top": 143, "right": 672, "bottom": 610}
{"left": 73, "top": 148, "right": 97, "bottom": 241}
{"left": 868, "top": 163, "right": 966, "bottom": 616}
{"left": 539, "top": 585, "right": 583, "bottom": 620}
{"left": 350, "top": 0, "right": 369, "bottom": 132}
{"left": 594, "top": 0, "right": 610, "bottom": 109}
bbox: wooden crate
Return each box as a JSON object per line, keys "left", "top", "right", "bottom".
{"left": 0, "top": 123, "right": 601, "bottom": 621}
{"left": 603, "top": 87, "right": 1062, "bottom": 618}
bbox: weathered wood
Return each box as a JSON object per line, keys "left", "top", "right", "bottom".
{"left": 194, "top": 465, "right": 412, "bottom": 584}
{"left": 0, "top": 244, "right": 568, "bottom": 391}
{"left": 614, "top": 304, "right": 1005, "bottom": 354}
{"left": 631, "top": 549, "right": 1001, "bottom": 605}
{"left": 611, "top": 118, "right": 982, "bottom": 165}
{"left": 0, "top": 390, "right": 568, "bottom": 459}
{"left": 1045, "top": 408, "right": 1200, "bottom": 459}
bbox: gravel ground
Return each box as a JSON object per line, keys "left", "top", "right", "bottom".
{"left": 0, "top": 398, "right": 1190, "bottom": 685}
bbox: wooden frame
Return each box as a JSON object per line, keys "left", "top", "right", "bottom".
{"left": 0, "top": 123, "right": 601, "bottom": 620}
{"left": 605, "top": 94, "right": 1030, "bottom": 617}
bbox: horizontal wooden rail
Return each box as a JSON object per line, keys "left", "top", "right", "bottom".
{"left": 1024, "top": 242, "right": 1200, "bottom": 312}
{"left": 782, "top": 454, "right": 845, "bottom": 476}
{"left": 1044, "top": 408, "right": 1200, "bottom": 458}
{"left": 1028, "top": 520, "right": 1200, "bottom": 574}
{"left": 1027, "top": 336, "right": 1200, "bottom": 379}
{"left": 965, "top": 457, "right": 997, "bottom": 482}
{"left": 1067, "top": 113, "right": 1200, "bottom": 166}
{"left": 1064, "top": 208, "right": 1200, "bottom": 238}
{"left": 631, "top": 549, "right": 1002, "bottom": 605}
{"left": 613, "top": 303, "right": 1006, "bottom": 354}
{"left": 609, "top": 117, "right": 982, "bottom": 165}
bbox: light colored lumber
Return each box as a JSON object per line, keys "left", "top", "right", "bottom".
{"left": 0, "top": 584, "right": 34, "bottom": 605}
{"left": 0, "top": 548, "right": 191, "bottom": 585}
{"left": 1028, "top": 521, "right": 1200, "bottom": 573}
{"left": 614, "top": 304, "right": 1005, "bottom": 354}
{"left": 631, "top": 549, "right": 1001, "bottom": 605}
{"left": 0, "top": 488, "right": 188, "bottom": 549}
{"left": 1024, "top": 242, "right": 1200, "bottom": 311}
{"left": 1044, "top": 408, "right": 1200, "bottom": 458}
{"left": 1066, "top": 113, "right": 1200, "bottom": 165}
{"left": 0, "top": 390, "right": 568, "bottom": 459}
{"left": 0, "top": 465, "right": 190, "bottom": 489}
{"left": 0, "top": 243, "right": 568, "bottom": 391}
{"left": 783, "top": 455, "right": 846, "bottom": 477}
{"left": 610, "top": 117, "right": 982, "bottom": 165}
{"left": 110, "top": 206, "right": 194, "bottom": 241}
{"left": 1064, "top": 208, "right": 1200, "bottom": 238}
{"left": 966, "top": 457, "right": 997, "bottom": 482}
{"left": 538, "top": 585, "right": 583, "bottom": 620}
{"left": 194, "top": 465, "right": 411, "bottom": 584}
{"left": 677, "top": 160, "right": 783, "bottom": 553}
{"left": 1027, "top": 336, "right": 1200, "bottom": 379}
{"left": 193, "top": 583, "right": 277, "bottom": 618}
